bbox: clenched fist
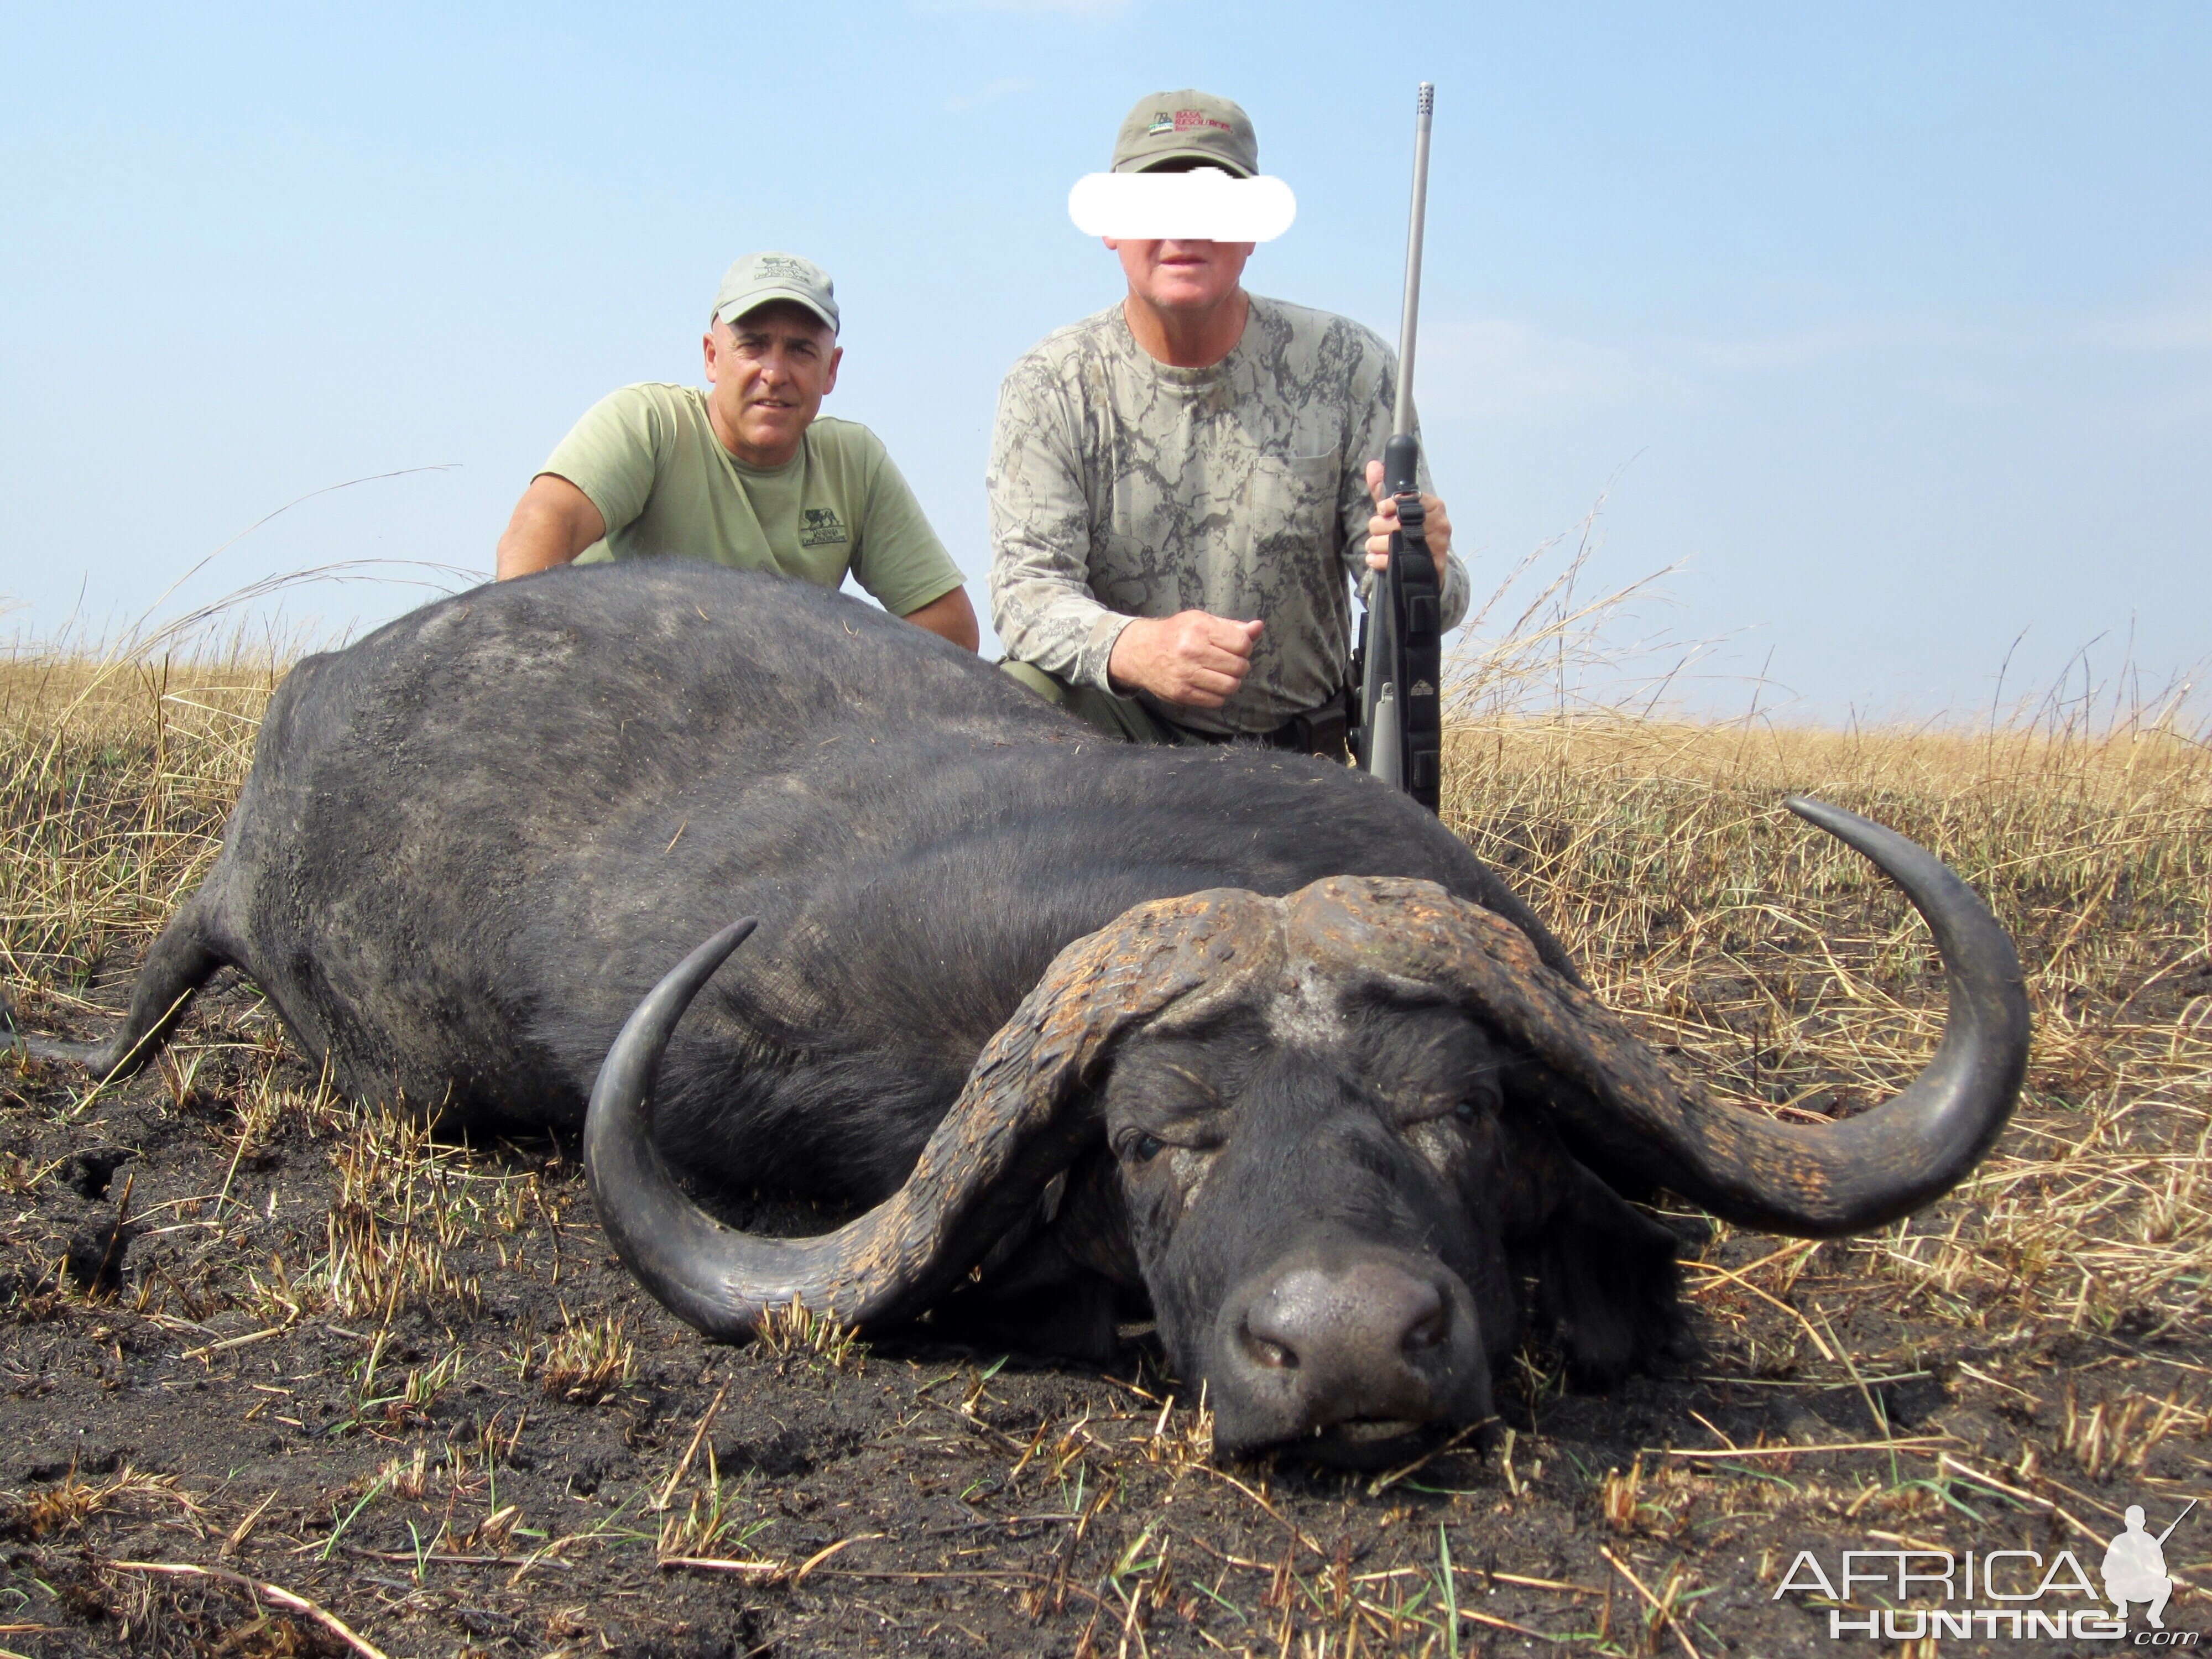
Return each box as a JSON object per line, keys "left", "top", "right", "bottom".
{"left": 1108, "top": 611, "right": 1266, "bottom": 710}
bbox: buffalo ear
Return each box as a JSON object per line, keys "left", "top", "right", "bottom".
{"left": 1499, "top": 1053, "right": 1663, "bottom": 1207}
{"left": 922, "top": 1151, "right": 1138, "bottom": 1364}
{"left": 1497, "top": 1101, "right": 1695, "bottom": 1384}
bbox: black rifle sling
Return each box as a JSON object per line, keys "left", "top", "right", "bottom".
{"left": 1384, "top": 433, "right": 1442, "bottom": 810}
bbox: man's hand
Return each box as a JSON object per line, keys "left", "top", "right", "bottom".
{"left": 1108, "top": 611, "right": 1264, "bottom": 709}
{"left": 1363, "top": 459, "right": 1452, "bottom": 585}
{"left": 495, "top": 474, "right": 606, "bottom": 580}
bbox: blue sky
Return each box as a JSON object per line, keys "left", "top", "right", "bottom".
{"left": 3, "top": 1, "right": 2206, "bottom": 723}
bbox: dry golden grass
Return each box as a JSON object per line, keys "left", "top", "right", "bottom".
{"left": 1438, "top": 715, "right": 2211, "bottom": 1357}
{"left": 1, "top": 1461, "right": 200, "bottom": 1540}
{"left": 539, "top": 1307, "right": 638, "bottom": 1404}
{"left": 320, "top": 1109, "right": 486, "bottom": 1321}
{"left": 753, "top": 1295, "right": 867, "bottom": 1371}
{"left": 1, "top": 653, "right": 278, "bottom": 1051}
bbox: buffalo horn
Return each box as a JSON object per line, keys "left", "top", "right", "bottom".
{"left": 1293, "top": 797, "right": 2029, "bottom": 1237}
{"left": 583, "top": 890, "right": 1284, "bottom": 1340}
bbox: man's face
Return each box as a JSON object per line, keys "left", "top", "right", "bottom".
{"left": 701, "top": 302, "right": 842, "bottom": 467}
{"left": 1106, "top": 237, "right": 1254, "bottom": 315}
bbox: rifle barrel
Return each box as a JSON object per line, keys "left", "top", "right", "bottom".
{"left": 1391, "top": 82, "right": 1435, "bottom": 440}
{"left": 2154, "top": 1496, "right": 2197, "bottom": 1545}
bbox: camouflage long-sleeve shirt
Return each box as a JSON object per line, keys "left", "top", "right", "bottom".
{"left": 985, "top": 294, "right": 1470, "bottom": 737}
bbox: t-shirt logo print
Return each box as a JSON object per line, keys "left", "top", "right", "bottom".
{"left": 799, "top": 507, "right": 849, "bottom": 547}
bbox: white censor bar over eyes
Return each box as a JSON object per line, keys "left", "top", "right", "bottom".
{"left": 1068, "top": 173, "right": 1298, "bottom": 242}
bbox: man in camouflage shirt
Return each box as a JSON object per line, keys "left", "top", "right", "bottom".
{"left": 986, "top": 91, "right": 1469, "bottom": 754}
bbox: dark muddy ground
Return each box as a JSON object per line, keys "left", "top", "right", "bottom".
{"left": 3, "top": 961, "right": 2206, "bottom": 1659}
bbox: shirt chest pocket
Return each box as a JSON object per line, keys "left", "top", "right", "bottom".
{"left": 1242, "top": 451, "right": 1341, "bottom": 560}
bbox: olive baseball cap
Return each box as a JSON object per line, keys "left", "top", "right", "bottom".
{"left": 711, "top": 251, "right": 839, "bottom": 334}
{"left": 1110, "top": 90, "right": 1258, "bottom": 178}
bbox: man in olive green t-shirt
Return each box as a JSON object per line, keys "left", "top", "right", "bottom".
{"left": 495, "top": 252, "right": 979, "bottom": 650}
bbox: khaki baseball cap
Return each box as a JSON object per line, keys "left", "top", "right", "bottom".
{"left": 711, "top": 251, "right": 839, "bottom": 334}
{"left": 1110, "top": 90, "right": 1258, "bottom": 179}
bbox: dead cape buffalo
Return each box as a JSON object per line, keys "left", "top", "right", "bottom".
{"left": 6, "top": 562, "right": 2028, "bottom": 1462}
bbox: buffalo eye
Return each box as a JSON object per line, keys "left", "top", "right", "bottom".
{"left": 1453, "top": 1099, "right": 1479, "bottom": 1124}
{"left": 1126, "top": 1133, "right": 1164, "bottom": 1164}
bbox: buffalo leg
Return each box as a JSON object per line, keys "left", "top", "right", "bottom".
{"left": 3, "top": 897, "right": 228, "bottom": 1083}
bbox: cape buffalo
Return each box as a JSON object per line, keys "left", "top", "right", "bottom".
{"left": 5, "top": 562, "right": 2028, "bottom": 1462}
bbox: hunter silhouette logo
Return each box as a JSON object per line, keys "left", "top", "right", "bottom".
{"left": 2106, "top": 1500, "right": 2195, "bottom": 1630}
{"left": 799, "top": 507, "right": 848, "bottom": 547}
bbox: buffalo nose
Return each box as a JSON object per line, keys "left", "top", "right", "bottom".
{"left": 1239, "top": 1261, "right": 1449, "bottom": 1389}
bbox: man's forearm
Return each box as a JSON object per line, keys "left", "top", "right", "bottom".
{"left": 988, "top": 566, "right": 1134, "bottom": 692}
{"left": 495, "top": 512, "right": 576, "bottom": 580}
{"left": 901, "top": 587, "right": 980, "bottom": 652}
{"left": 495, "top": 474, "right": 606, "bottom": 580}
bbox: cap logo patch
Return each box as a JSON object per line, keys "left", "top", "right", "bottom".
{"left": 754, "top": 255, "right": 813, "bottom": 282}
{"left": 1146, "top": 113, "right": 1175, "bottom": 134}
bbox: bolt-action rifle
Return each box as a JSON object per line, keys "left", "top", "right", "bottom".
{"left": 1347, "top": 82, "right": 1441, "bottom": 811}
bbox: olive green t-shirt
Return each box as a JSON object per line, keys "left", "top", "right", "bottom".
{"left": 542, "top": 383, "right": 965, "bottom": 618}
